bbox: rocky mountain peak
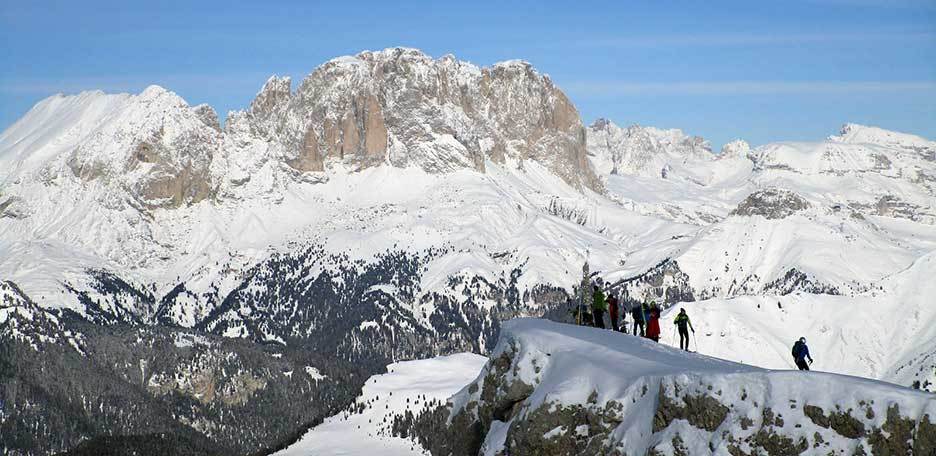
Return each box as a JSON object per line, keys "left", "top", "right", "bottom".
{"left": 589, "top": 117, "right": 613, "bottom": 131}
{"left": 831, "top": 123, "right": 935, "bottom": 162}
{"left": 20, "top": 85, "right": 221, "bottom": 209}
{"left": 192, "top": 104, "right": 220, "bottom": 132}
{"left": 586, "top": 120, "right": 714, "bottom": 178}
{"left": 719, "top": 139, "right": 751, "bottom": 160}
{"left": 247, "top": 75, "right": 292, "bottom": 128}
{"left": 244, "top": 47, "right": 600, "bottom": 191}
{"left": 138, "top": 84, "right": 172, "bottom": 100}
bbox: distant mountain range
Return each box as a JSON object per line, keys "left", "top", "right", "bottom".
{"left": 1, "top": 47, "right": 933, "bottom": 455}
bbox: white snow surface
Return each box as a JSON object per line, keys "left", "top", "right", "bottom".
{"left": 452, "top": 319, "right": 936, "bottom": 455}
{"left": 276, "top": 353, "right": 487, "bottom": 456}
{"left": 660, "top": 250, "right": 936, "bottom": 390}
{"left": 0, "top": 49, "right": 933, "bottom": 389}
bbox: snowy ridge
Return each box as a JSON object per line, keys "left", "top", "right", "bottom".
{"left": 660, "top": 251, "right": 936, "bottom": 391}
{"left": 1, "top": 47, "right": 935, "bottom": 455}
{"left": 441, "top": 319, "right": 936, "bottom": 455}
{"left": 587, "top": 119, "right": 719, "bottom": 183}
{"left": 0, "top": 280, "right": 84, "bottom": 353}
{"left": 1, "top": 86, "right": 933, "bottom": 378}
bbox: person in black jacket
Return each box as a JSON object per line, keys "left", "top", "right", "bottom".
{"left": 792, "top": 337, "right": 814, "bottom": 370}
{"left": 631, "top": 302, "right": 645, "bottom": 336}
{"left": 673, "top": 308, "right": 694, "bottom": 351}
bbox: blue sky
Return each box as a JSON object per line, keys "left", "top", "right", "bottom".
{"left": 1, "top": 0, "right": 934, "bottom": 149}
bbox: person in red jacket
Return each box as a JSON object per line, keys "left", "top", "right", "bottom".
{"left": 645, "top": 302, "right": 661, "bottom": 342}
{"left": 606, "top": 290, "right": 620, "bottom": 332}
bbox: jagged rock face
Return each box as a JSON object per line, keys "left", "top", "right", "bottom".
{"left": 614, "top": 258, "right": 695, "bottom": 308}
{"left": 61, "top": 86, "right": 218, "bottom": 209}
{"left": 192, "top": 104, "right": 221, "bottom": 132}
{"left": 720, "top": 139, "right": 751, "bottom": 160}
{"left": 586, "top": 119, "right": 713, "bottom": 178}
{"left": 1, "top": 48, "right": 601, "bottom": 222}
{"left": 245, "top": 48, "right": 600, "bottom": 191}
{"left": 730, "top": 188, "right": 811, "bottom": 219}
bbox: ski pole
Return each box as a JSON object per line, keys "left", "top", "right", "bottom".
{"left": 692, "top": 331, "right": 699, "bottom": 353}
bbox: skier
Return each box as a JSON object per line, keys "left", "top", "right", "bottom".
{"left": 576, "top": 261, "right": 593, "bottom": 326}
{"left": 631, "top": 301, "right": 645, "bottom": 336}
{"left": 792, "top": 337, "right": 813, "bottom": 371}
{"left": 673, "top": 308, "right": 694, "bottom": 351}
{"left": 591, "top": 282, "right": 607, "bottom": 329}
{"left": 645, "top": 302, "right": 661, "bottom": 342}
{"left": 607, "top": 289, "right": 620, "bottom": 332}
{"left": 618, "top": 298, "right": 628, "bottom": 334}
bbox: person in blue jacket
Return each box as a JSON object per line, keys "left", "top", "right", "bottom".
{"left": 792, "top": 337, "right": 814, "bottom": 370}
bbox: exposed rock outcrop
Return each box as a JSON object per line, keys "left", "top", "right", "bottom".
{"left": 730, "top": 187, "right": 811, "bottom": 219}
{"left": 245, "top": 48, "right": 601, "bottom": 191}
{"left": 586, "top": 119, "right": 713, "bottom": 179}
{"left": 394, "top": 319, "right": 936, "bottom": 456}
{"left": 62, "top": 86, "right": 219, "bottom": 209}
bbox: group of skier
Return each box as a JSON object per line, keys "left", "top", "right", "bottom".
{"left": 575, "top": 277, "right": 695, "bottom": 350}
{"left": 576, "top": 263, "right": 817, "bottom": 370}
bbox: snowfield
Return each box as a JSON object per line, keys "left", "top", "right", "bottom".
{"left": 446, "top": 319, "right": 936, "bottom": 455}
{"left": 1, "top": 84, "right": 934, "bottom": 389}
{"left": 1, "top": 47, "right": 935, "bottom": 455}
{"left": 277, "top": 353, "right": 488, "bottom": 455}
{"left": 285, "top": 312, "right": 936, "bottom": 455}
{"left": 659, "top": 250, "right": 936, "bottom": 391}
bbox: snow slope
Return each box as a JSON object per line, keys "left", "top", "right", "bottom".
{"left": 590, "top": 120, "right": 936, "bottom": 304}
{"left": 446, "top": 319, "right": 936, "bottom": 455}
{"left": 659, "top": 251, "right": 936, "bottom": 391}
{"left": 276, "top": 353, "right": 487, "bottom": 456}
{"left": 0, "top": 48, "right": 933, "bottom": 393}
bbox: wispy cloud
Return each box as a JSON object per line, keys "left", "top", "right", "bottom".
{"left": 563, "top": 81, "right": 936, "bottom": 97}
{"left": 0, "top": 72, "right": 276, "bottom": 97}
{"left": 575, "top": 31, "right": 935, "bottom": 48}
{"left": 803, "top": 0, "right": 936, "bottom": 8}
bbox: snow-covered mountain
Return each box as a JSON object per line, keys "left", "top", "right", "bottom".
{"left": 659, "top": 250, "right": 936, "bottom": 392}
{"left": 392, "top": 319, "right": 936, "bottom": 455}
{"left": 1, "top": 47, "right": 934, "bottom": 454}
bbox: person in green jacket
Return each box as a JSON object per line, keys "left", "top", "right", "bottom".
{"left": 674, "top": 308, "right": 695, "bottom": 351}
{"left": 591, "top": 282, "right": 607, "bottom": 329}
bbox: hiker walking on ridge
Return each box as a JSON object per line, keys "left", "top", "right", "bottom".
{"left": 591, "top": 280, "right": 607, "bottom": 329}
{"left": 631, "top": 301, "right": 646, "bottom": 336}
{"left": 575, "top": 261, "right": 593, "bottom": 326}
{"left": 607, "top": 289, "right": 620, "bottom": 332}
{"left": 673, "top": 308, "right": 694, "bottom": 351}
{"left": 617, "top": 294, "right": 628, "bottom": 334}
{"left": 645, "top": 302, "right": 661, "bottom": 342}
{"left": 792, "top": 337, "right": 814, "bottom": 371}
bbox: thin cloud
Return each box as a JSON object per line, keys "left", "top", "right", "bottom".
{"left": 803, "top": 0, "right": 936, "bottom": 7}
{"left": 576, "top": 31, "right": 935, "bottom": 48}
{"left": 0, "top": 72, "right": 276, "bottom": 97}
{"left": 563, "top": 81, "right": 936, "bottom": 97}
